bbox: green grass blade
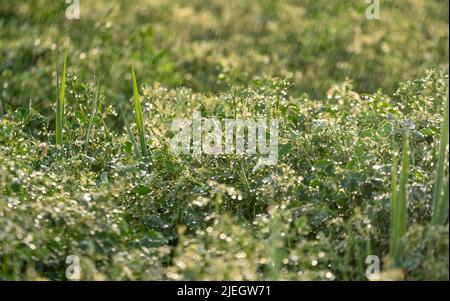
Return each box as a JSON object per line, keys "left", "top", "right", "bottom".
{"left": 435, "top": 178, "right": 449, "bottom": 225}
{"left": 55, "top": 50, "right": 67, "bottom": 147}
{"left": 84, "top": 76, "right": 101, "bottom": 150}
{"left": 131, "top": 68, "right": 148, "bottom": 157}
{"left": 269, "top": 213, "right": 282, "bottom": 280}
{"left": 389, "top": 155, "right": 398, "bottom": 257}
{"left": 432, "top": 94, "right": 449, "bottom": 225}
{"left": 390, "top": 134, "right": 409, "bottom": 266}
{"left": 119, "top": 104, "right": 142, "bottom": 160}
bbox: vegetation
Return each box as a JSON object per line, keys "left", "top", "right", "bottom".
{"left": 0, "top": 0, "right": 448, "bottom": 280}
{"left": 389, "top": 134, "right": 409, "bottom": 267}
{"left": 55, "top": 50, "right": 67, "bottom": 148}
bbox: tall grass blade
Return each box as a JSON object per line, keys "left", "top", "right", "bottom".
{"left": 119, "top": 104, "right": 142, "bottom": 160}
{"left": 131, "top": 68, "right": 148, "bottom": 157}
{"left": 389, "top": 155, "right": 398, "bottom": 255}
{"left": 432, "top": 94, "right": 449, "bottom": 225}
{"left": 84, "top": 76, "right": 101, "bottom": 150}
{"left": 435, "top": 178, "right": 449, "bottom": 225}
{"left": 55, "top": 50, "right": 67, "bottom": 147}
{"left": 390, "top": 134, "right": 409, "bottom": 266}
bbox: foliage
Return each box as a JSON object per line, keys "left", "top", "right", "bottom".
{"left": 0, "top": 0, "right": 448, "bottom": 280}
{"left": 0, "top": 70, "right": 448, "bottom": 280}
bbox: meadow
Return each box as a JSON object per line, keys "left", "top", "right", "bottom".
{"left": 0, "top": 0, "right": 449, "bottom": 280}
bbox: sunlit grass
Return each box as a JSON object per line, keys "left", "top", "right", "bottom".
{"left": 55, "top": 50, "right": 67, "bottom": 148}
{"left": 119, "top": 104, "right": 142, "bottom": 160}
{"left": 432, "top": 94, "right": 449, "bottom": 225}
{"left": 1, "top": 69, "right": 448, "bottom": 280}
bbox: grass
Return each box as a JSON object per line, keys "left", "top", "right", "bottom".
{"left": 390, "top": 135, "right": 410, "bottom": 266}
{"left": 1, "top": 69, "right": 448, "bottom": 280}
{"left": 119, "top": 104, "right": 142, "bottom": 160}
{"left": 84, "top": 76, "right": 101, "bottom": 150}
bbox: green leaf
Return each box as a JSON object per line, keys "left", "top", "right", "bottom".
{"left": 361, "top": 129, "right": 375, "bottom": 138}
{"left": 279, "top": 143, "right": 292, "bottom": 157}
